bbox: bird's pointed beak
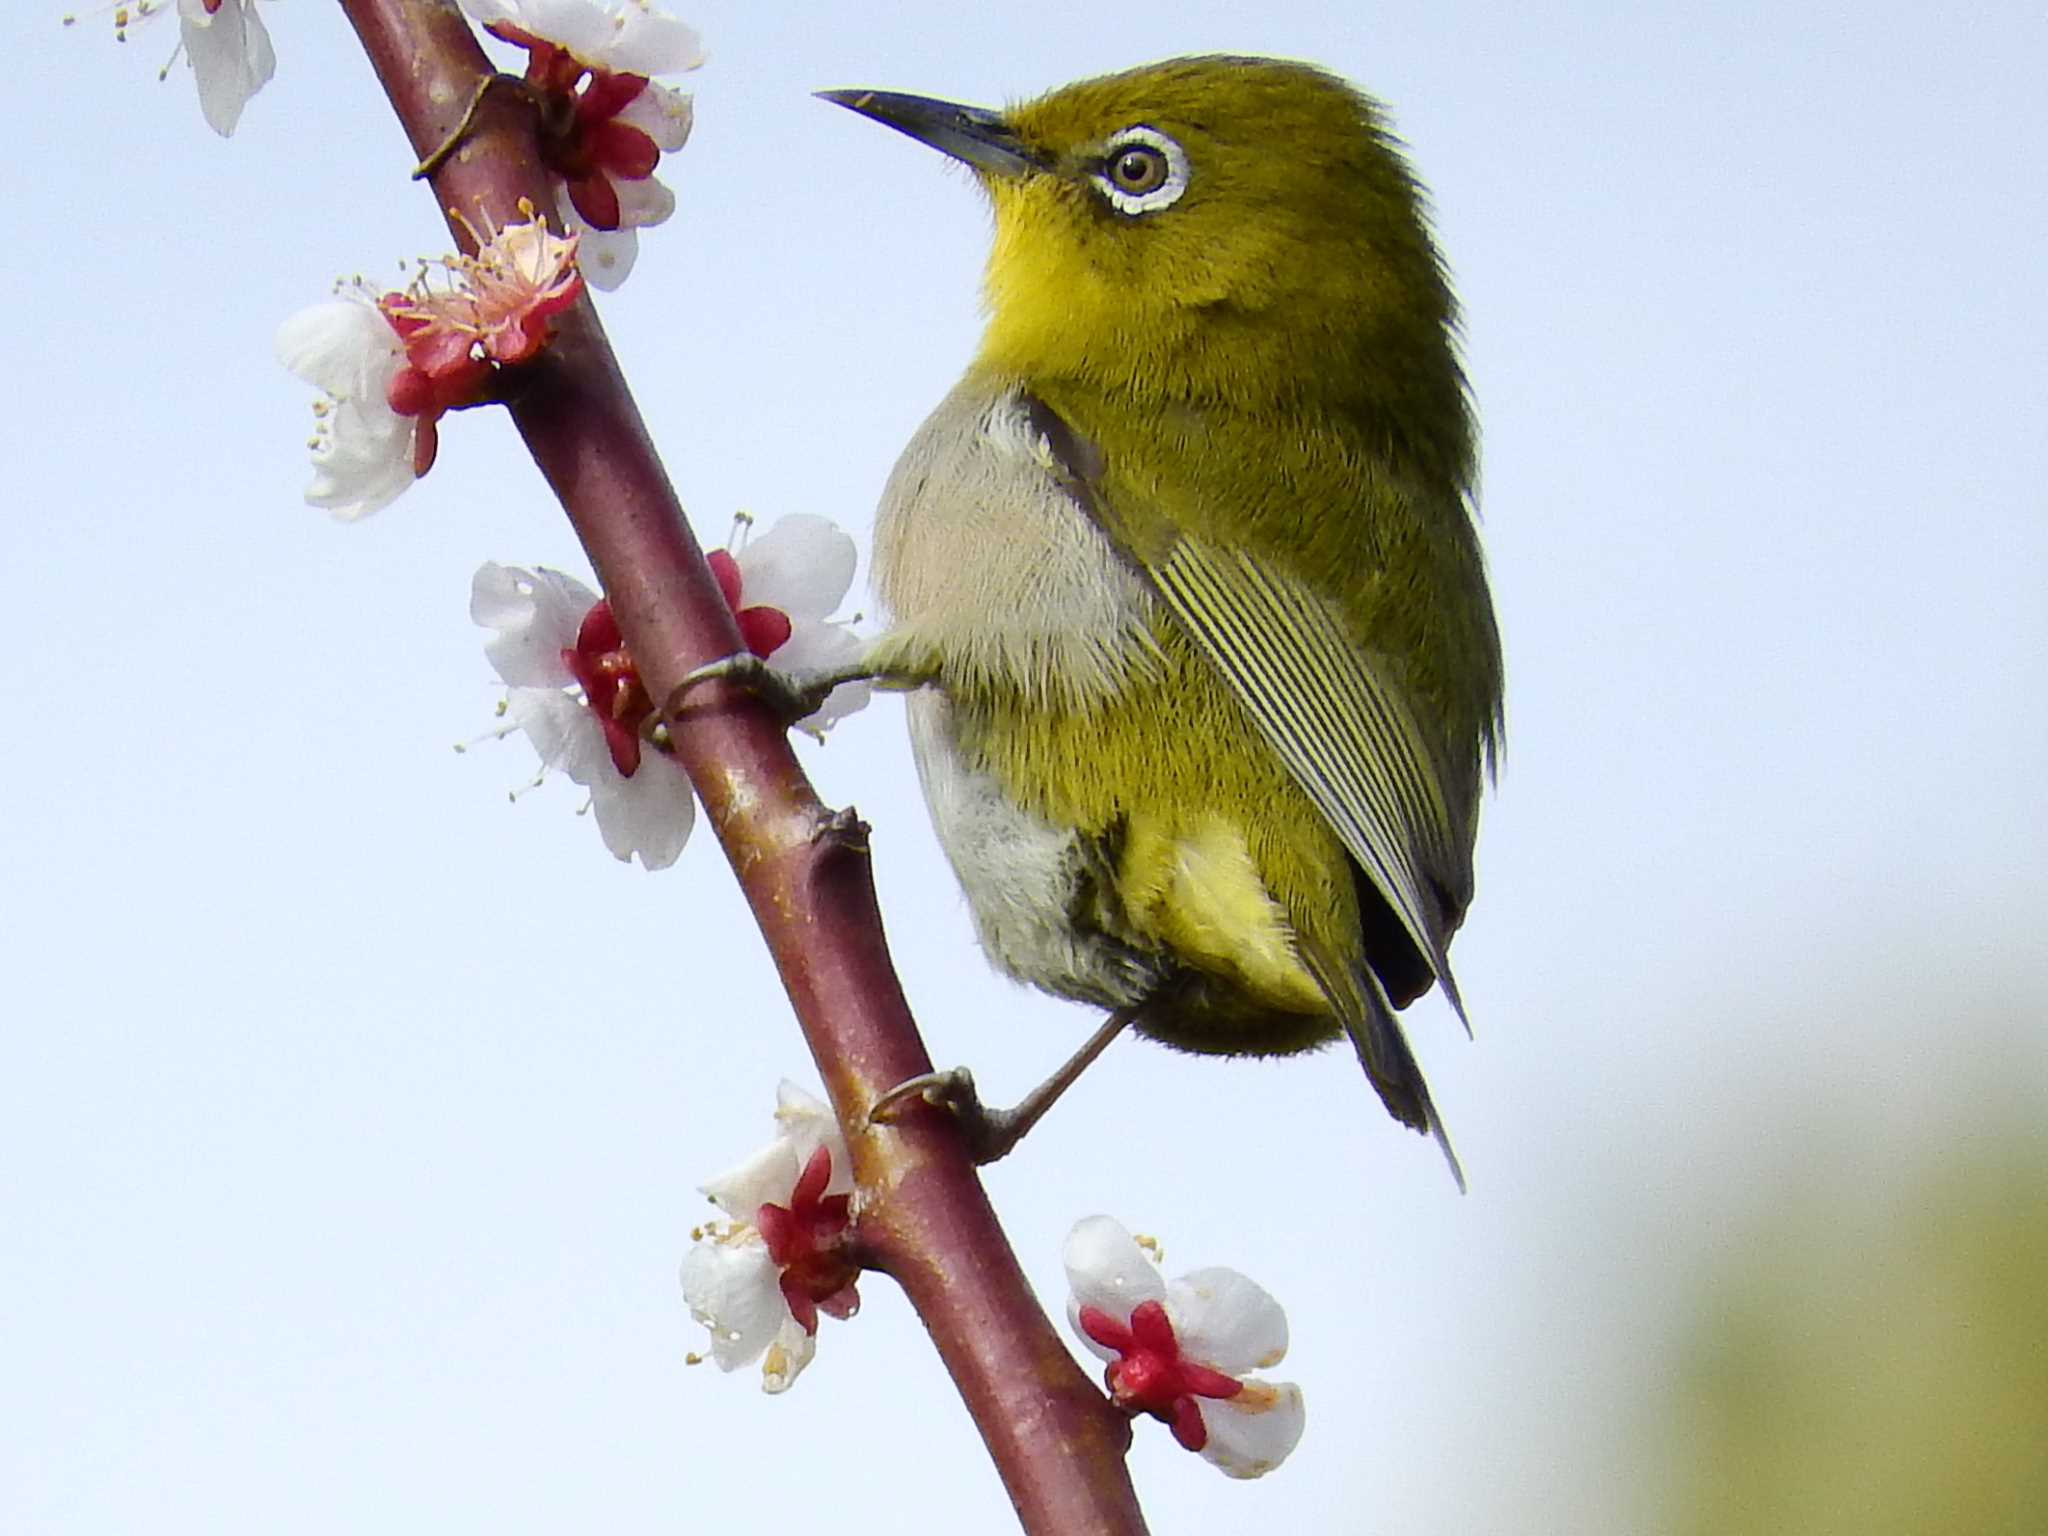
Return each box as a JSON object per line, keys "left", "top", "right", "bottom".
{"left": 816, "top": 88, "right": 1041, "bottom": 179}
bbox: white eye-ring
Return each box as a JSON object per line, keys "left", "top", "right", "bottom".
{"left": 1092, "top": 126, "right": 1190, "bottom": 216}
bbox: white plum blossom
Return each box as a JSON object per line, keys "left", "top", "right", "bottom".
{"left": 681, "top": 1082, "right": 859, "bottom": 1393}
{"left": 277, "top": 212, "right": 582, "bottom": 521}
{"left": 470, "top": 563, "right": 697, "bottom": 870}
{"left": 466, "top": 516, "right": 864, "bottom": 867}
{"left": 274, "top": 292, "right": 419, "bottom": 521}
{"left": 457, "top": 0, "right": 703, "bottom": 288}
{"left": 1063, "top": 1215, "right": 1306, "bottom": 1479}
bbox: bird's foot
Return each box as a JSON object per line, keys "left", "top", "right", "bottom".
{"left": 663, "top": 652, "right": 870, "bottom": 729}
{"left": 868, "top": 1067, "right": 1039, "bottom": 1165}
{"left": 866, "top": 1006, "right": 1140, "bottom": 1165}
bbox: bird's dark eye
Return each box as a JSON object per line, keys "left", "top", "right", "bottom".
{"left": 1092, "top": 127, "right": 1189, "bottom": 215}
{"left": 1107, "top": 144, "right": 1170, "bottom": 195}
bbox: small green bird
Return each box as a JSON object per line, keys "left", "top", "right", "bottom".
{"left": 821, "top": 56, "right": 1502, "bottom": 1177}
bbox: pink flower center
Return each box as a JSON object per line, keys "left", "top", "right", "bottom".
{"left": 1077, "top": 1300, "right": 1244, "bottom": 1453}
{"left": 373, "top": 210, "right": 584, "bottom": 477}
{"left": 754, "top": 1145, "right": 860, "bottom": 1336}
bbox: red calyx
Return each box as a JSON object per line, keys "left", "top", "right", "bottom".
{"left": 482, "top": 23, "right": 659, "bottom": 233}
{"left": 704, "top": 549, "right": 794, "bottom": 658}
{"left": 559, "top": 599, "right": 653, "bottom": 777}
{"left": 1077, "top": 1299, "right": 1244, "bottom": 1452}
{"left": 754, "top": 1145, "right": 859, "bottom": 1336}
{"left": 549, "top": 547, "right": 796, "bottom": 780}
{"left": 377, "top": 296, "right": 493, "bottom": 444}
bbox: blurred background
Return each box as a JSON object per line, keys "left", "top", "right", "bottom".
{"left": 5, "top": 2, "right": 2043, "bottom": 1532}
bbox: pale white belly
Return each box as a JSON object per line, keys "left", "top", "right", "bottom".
{"left": 905, "top": 689, "right": 1165, "bottom": 1009}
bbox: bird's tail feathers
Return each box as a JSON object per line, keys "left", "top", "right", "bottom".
{"left": 1338, "top": 961, "right": 1465, "bottom": 1192}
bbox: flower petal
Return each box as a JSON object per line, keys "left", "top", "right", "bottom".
{"left": 471, "top": 564, "right": 594, "bottom": 686}
{"left": 603, "top": 4, "right": 704, "bottom": 76}
{"left": 583, "top": 752, "right": 695, "bottom": 869}
{"left": 495, "top": 0, "right": 618, "bottom": 63}
{"left": 1062, "top": 1216, "right": 1167, "bottom": 1361}
{"left": 276, "top": 294, "right": 420, "bottom": 518}
{"left": 616, "top": 79, "right": 694, "bottom": 151}
{"left": 1167, "top": 1266, "right": 1290, "bottom": 1375}
{"left": 769, "top": 621, "right": 864, "bottom": 677}
{"left": 772, "top": 1081, "right": 853, "bottom": 1199}
{"left": 179, "top": 0, "right": 275, "bottom": 137}
{"left": 503, "top": 688, "right": 609, "bottom": 781}
{"left": 759, "top": 1312, "right": 816, "bottom": 1394}
{"left": 1193, "top": 1380, "right": 1306, "bottom": 1479}
{"left": 680, "top": 1235, "right": 788, "bottom": 1371}
{"left": 453, "top": 0, "right": 521, "bottom": 29}
{"left": 734, "top": 514, "right": 858, "bottom": 621}
{"left": 559, "top": 193, "right": 640, "bottom": 290}
{"left": 611, "top": 170, "right": 676, "bottom": 230}
{"left": 276, "top": 298, "right": 398, "bottom": 398}
{"left": 301, "top": 405, "right": 417, "bottom": 521}
{"left": 700, "top": 1135, "right": 801, "bottom": 1222}
{"left": 460, "top": 0, "right": 704, "bottom": 76}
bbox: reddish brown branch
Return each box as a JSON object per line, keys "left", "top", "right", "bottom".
{"left": 334, "top": 3, "right": 1147, "bottom": 1531}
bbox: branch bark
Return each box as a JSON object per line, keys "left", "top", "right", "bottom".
{"left": 333, "top": 3, "right": 1149, "bottom": 1530}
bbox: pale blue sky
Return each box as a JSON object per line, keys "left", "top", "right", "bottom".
{"left": 7, "top": 3, "right": 2045, "bottom": 1532}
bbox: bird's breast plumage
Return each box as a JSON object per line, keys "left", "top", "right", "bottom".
{"left": 869, "top": 376, "right": 1159, "bottom": 704}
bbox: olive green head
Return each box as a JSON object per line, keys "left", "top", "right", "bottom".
{"left": 822, "top": 56, "right": 1469, "bottom": 475}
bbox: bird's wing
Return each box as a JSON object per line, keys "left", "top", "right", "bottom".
{"left": 1020, "top": 393, "right": 1473, "bottom": 1023}
{"left": 1146, "top": 531, "right": 1473, "bottom": 1180}
{"left": 1148, "top": 534, "right": 1471, "bottom": 1022}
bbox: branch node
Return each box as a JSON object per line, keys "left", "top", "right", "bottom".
{"left": 413, "top": 72, "right": 528, "bottom": 181}
{"left": 817, "top": 805, "right": 870, "bottom": 851}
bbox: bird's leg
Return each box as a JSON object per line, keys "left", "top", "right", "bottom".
{"left": 868, "top": 1004, "right": 1141, "bottom": 1165}
{"left": 662, "top": 655, "right": 879, "bottom": 729}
